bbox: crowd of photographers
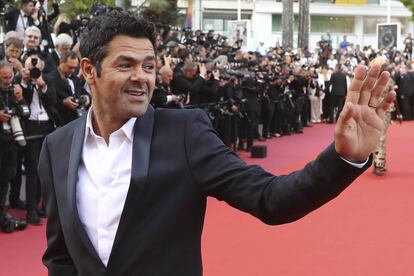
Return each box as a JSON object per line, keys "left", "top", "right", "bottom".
{"left": 1, "top": 0, "right": 414, "bottom": 233}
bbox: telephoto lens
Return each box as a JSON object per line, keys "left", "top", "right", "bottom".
{"left": 9, "top": 116, "right": 26, "bottom": 147}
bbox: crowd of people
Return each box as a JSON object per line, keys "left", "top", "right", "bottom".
{"left": 0, "top": 0, "right": 411, "bottom": 233}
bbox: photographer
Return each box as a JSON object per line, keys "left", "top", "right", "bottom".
{"left": 0, "top": 61, "right": 27, "bottom": 233}
{"left": 3, "top": 36, "right": 24, "bottom": 76}
{"left": 151, "top": 65, "right": 182, "bottom": 108}
{"left": 20, "top": 26, "right": 42, "bottom": 61}
{"left": 45, "top": 50, "right": 90, "bottom": 126}
{"left": 21, "top": 55, "right": 57, "bottom": 224}
{"left": 171, "top": 62, "right": 205, "bottom": 106}
{"left": 44, "top": 33, "right": 73, "bottom": 74}
{"left": 5, "top": 0, "right": 39, "bottom": 39}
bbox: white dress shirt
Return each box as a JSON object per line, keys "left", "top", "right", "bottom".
{"left": 77, "top": 108, "right": 136, "bottom": 266}
{"left": 28, "top": 86, "right": 49, "bottom": 121}
{"left": 15, "top": 10, "right": 28, "bottom": 39}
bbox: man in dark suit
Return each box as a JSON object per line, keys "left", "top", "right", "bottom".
{"left": 329, "top": 64, "right": 348, "bottom": 122}
{"left": 39, "top": 11, "right": 396, "bottom": 276}
{"left": 44, "top": 33, "right": 73, "bottom": 74}
{"left": 45, "top": 50, "right": 90, "bottom": 126}
{"left": 21, "top": 56, "right": 58, "bottom": 224}
{"left": 5, "top": 0, "right": 39, "bottom": 39}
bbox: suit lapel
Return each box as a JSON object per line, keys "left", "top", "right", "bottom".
{"left": 66, "top": 115, "right": 105, "bottom": 267}
{"left": 107, "top": 106, "right": 155, "bottom": 264}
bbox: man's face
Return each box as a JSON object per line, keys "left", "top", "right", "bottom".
{"left": 22, "top": 2, "right": 35, "bottom": 15}
{"left": 89, "top": 35, "right": 156, "bottom": 120}
{"left": 184, "top": 69, "right": 196, "bottom": 80}
{"left": 161, "top": 69, "right": 173, "bottom": 85}
{"left": 0, "top": 67, "right": 13, "bottom": 89}
{"left": 24, "top": 31, "right": 41, "bottom": 49}
{"left": 60, "top": 58, "right": 79, "bottom": 77}
{"left": 5, "top": 44, "right": 21, "bottom": 60}
{"left": 57, "top": 44, "right": 71, "bottom": 55}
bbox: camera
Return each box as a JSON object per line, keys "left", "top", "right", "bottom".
{"left": 2, "top": 104, "right": 30, "bottom": 147}
{"left": 26, "top": 48, "right": 42, "bottom": 79}
{"left": 75, "top": 95, "right": 89, "bottom": 117}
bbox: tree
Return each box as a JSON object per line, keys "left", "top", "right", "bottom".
{"left": 298, "top": 0, "right": 310, "bottom": 49}
{"left": 138, "top": 0, "right": 179, "bottom": 26}
{"left": 401, "top": 0, "right": 414, "bottom": 19}
{"left": 58, "top": 0, "right": 116, "bottom": 17}
{"left": 282, "top": 0, "right": 294, "bottom": 49}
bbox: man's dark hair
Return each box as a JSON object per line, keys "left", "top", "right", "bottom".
{"left": 178, "top": 49, "right": 191, "bottom": 61}
{"left": 60, "top": 51, "right": 79, "bottom": 63}
{"left": 80, "top": 10, "right": 157, "bottom": 77}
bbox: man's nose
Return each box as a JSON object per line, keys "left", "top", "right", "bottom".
{"left": 130, "top": 68, "right": 147, "bottom": 82}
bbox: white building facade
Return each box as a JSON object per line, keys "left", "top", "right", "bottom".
{"left": 176, "top": 0, "right": 413, "bottom": 51}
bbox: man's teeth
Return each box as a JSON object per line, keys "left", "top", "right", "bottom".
{"left": 128, "top": 91, "right": 145, "bottom": 96}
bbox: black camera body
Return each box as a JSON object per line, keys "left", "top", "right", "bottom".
{"left": 75, "top": 95, "right": 89, "bottom": 117}
{"left": 27, "top": 48, "right": 42, "bottom": 79}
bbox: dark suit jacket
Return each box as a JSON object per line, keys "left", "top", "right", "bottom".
{"left": 329, "top": 71, "right": 348, "bottom": 96}
{"left": 44, "top": 51, "right": 60, "bottom": 75}
{"left": 39, "top": 107, "right": 370, "bottom": 276}
{"left": 4, "top": 9, "right": 37, "bottom": 33}
{"left": 5, "top": 5, "right": 60, "bottom": 33}
{"left": 44, "top": 69, "right": 88, "bottom": 126}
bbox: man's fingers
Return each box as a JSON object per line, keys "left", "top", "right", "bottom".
{"left": 358, "top": 64, "right": 382, "bottom": 105}
{"left": 337, "top": 102, "right": 354, "bottom": 126}
{"left": 367, "top": 71, "right": 390, "bottom": 108}
{"left": 346, "top": 65, "right": 367, "bottom": 104}
{"left": 376, "top": 90, "right": 396, "bottom": 119}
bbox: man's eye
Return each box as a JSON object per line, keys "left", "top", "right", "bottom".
{"left": 119, "top": 64, "right": 131, "bottom": 69}
{"left": 143, "top": 64, "right": 155, "bottom": 70}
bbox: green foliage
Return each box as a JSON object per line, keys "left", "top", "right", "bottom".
{"left": 59, "top": 0, "right": 115, "bottom": 17}
{"left": 139, "top": 0, "right": 179, "bottom": 26}
{"left": 401, "top": 0, "right": 414, "bottom": 20}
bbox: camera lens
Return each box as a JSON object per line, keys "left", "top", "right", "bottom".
{"left": 30, "top": 68, "right": 42, "bottom": 79}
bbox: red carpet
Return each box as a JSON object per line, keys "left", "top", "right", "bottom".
{"left": 1, "top": 122, "right": 413, "bottom": 275}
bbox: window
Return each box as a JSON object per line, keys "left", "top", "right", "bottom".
{"left": 272, "top": 15, "right": 354, "bottom": 34}
{"left": 363, "top": 17, "right": 406, "bottom": 34}
{"left": 311, "top": 16, "right": 354, "bottom": 33}
{"left": 272, "top": 14, "right": 299, "bottom": 32}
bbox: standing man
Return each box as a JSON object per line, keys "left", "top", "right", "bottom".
{"left": 39, "top": 10, "right": 395, "bottom": 275}
{"left": 44, "top": 33, "right": 73, "bottom": 74}
{"left": 5, "top": 0, "right": 39, "bottom": 39}
{"left": 45, "top": 51, "right": 90, "bottom": 126}
{"left": 329, "top": 64, "right": 348, "bottom": 123}
{"left": 404, "top": 33, "right": 413, "bottom": 60}
{"left": 0, "top": 61, "right": 27, "bottom": 233}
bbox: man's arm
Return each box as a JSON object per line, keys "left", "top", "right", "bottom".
{"left": 39, "top": 137, "right": 78, "bottom": 276}
{"left": 185, "top": 110, "right": 370, "bottom": 225}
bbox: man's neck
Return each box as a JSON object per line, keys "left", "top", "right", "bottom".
{"left": 91, "top": 107, "right": 127, "bottom": 145}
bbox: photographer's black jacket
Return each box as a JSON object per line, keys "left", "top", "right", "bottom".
{"left": 0, "top": 87, "right": 25, "bottom": 145}
{"left": 22, "top": 83, "right": 60, "bottom": 126}
{"left": 45, "top": 69, "right": 89, "bottom": 126}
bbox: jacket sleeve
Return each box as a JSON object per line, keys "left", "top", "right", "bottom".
{"left": 39, "top": 136, "right": 78, "bottom": 276}
{"left": 185, "top": 109, "right": 371, "bottom": 225}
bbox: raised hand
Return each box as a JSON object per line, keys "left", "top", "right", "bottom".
{"left": 334, "top": 60, "right": 396, "bottom": 163}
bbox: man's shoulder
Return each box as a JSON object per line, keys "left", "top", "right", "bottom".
{"left": 45, "top": 118, "right": 82, "bottom": 146}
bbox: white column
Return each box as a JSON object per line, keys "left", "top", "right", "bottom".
{"left": 354, "top": 15, "right": 364, "bottom": 47}
{"left": 192, "top": 0, "right": 203, "bottom": 30}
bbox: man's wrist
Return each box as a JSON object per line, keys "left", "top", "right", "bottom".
{"left": 340, "top": 156, "right": 369, "bottom": 169}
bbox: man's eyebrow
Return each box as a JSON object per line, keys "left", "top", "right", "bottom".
{"left": 114, "top": 55, "right": 156, "bottom": 63}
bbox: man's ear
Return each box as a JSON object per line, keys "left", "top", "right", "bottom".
{"left": 80, "top": 58, "right": 96, "bottom": 86}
